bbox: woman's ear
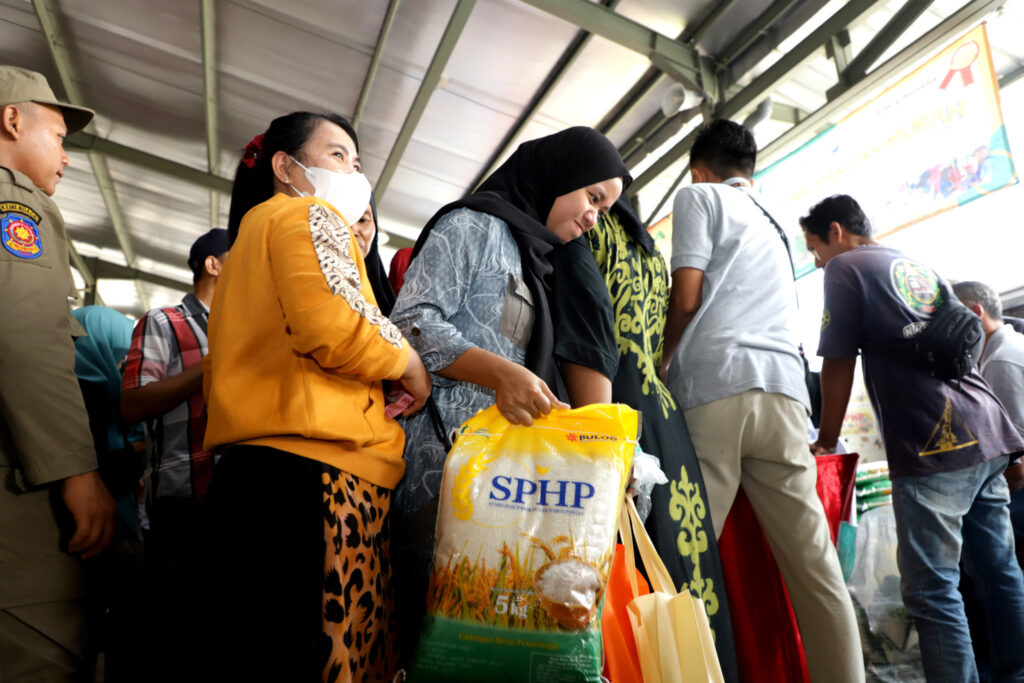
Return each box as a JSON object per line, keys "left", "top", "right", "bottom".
{"left": 270, "top": 150, "right": 295, "bottom": 187}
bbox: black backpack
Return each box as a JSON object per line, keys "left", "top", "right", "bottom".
{"left": 861, "top": 280, "right": 984, "bottom": 380}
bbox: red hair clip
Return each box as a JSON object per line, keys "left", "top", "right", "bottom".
{"left": 241, "top": 133, "right": 265, "bottom": 169}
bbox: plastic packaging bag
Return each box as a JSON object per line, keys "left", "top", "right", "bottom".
{"left": 855, "top": 461, "right": 893, "bottom": 519}
{"left": 846, "top": 506, "right": 925, "bottom": 683}
{"left": 630, "top": 447, "right": 668, "bottom": 522}
{"left": 409, "top": 403, "right": 638, "bottom": 682}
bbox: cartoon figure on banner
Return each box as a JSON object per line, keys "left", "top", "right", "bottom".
{"left": 905, "top": 143, "right": 1015, "bottom": 201}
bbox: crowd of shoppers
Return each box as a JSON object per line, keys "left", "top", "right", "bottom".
{"left": 3, "top": 63, "right": 1023, "bottom": 683}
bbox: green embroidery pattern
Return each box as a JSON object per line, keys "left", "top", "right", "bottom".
{"left": 587, "top": 214, "right": 720, "bottom": 632}
{"left": 587, "top": 214, "right": 677, "bottom": 420}
{"left": 669, "top": 464, "right": 718, "bottom": 626}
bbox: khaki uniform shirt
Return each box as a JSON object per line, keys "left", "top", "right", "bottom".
{"left": 0, "top": 165, "right": 97, "bottom": 610}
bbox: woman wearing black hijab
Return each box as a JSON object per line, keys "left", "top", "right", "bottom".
{"left": 359, "top": 196, "right": 398, "bottom": 316}
{"left": 552, "top": 197, "right": 740, "bottom": 683}
{"left": 389, "top": 126, "right": 629, "bottom": 662}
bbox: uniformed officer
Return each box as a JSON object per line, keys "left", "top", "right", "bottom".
{"left": 0, "top": 65, "right": 117, "bottom": 680}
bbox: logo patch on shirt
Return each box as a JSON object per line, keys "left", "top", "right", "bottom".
{"left": 821, "top": 308, "right": 831, "bottom": 331}
{"left": 0, "top": 202, "right": 43, "bottom": 259}
{"left": 890, "top": 258, "right": 941, "bottom": 316}
{"left": 902, "top": 321, "right": 929, "bottom": 338}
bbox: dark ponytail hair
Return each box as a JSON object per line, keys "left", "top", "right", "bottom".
{"left": 227, "top": 111, "right": 358, "bottom": 245}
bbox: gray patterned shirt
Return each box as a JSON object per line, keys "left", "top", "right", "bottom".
{"left": 391, "top": 208, "right": 533, "bottom": 513}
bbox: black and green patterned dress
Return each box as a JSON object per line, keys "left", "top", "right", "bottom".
{"left": 553, "top": 200, "right": 738, "bottom": 683}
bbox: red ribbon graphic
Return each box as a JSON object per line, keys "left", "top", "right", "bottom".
{"left": 940, "top": 41, "right": 979, "bottom": 90}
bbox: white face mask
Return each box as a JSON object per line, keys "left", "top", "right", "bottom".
{"left": 288, "top": 156, "right": 372, "bottom": 228}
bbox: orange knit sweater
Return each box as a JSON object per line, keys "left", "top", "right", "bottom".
{"left": 203, "top": 193, "right": 411, "bottom": 488}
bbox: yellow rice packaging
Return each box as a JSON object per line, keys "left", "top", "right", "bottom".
{"left": 409, "top": 403, "right": 637, "bottom": 682}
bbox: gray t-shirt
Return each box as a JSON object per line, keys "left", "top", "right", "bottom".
{"left": 817, "top": 245, "right": 1024, "bottom": 477}
{"left": 667, "top": 181, "right": 809, "bottom": 412}
{"left": 980, "top": 324, "right": 1024, "bottom": 440}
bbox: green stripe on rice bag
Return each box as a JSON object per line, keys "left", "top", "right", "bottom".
{"left": 409, "top": 403, "right": 638, "bottom": 682}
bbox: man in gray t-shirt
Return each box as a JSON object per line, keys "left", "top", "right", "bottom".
{"left": 953, "top": 281, "right": 1024, "bottom": 441}
{"left": 954, "top": 280, "right": 1024, "bottom": 565}
{"left": 662, "top": 120, "right": 863, "bottom": 683}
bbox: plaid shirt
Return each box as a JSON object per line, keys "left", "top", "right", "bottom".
{"left": 122, "top": 293, "right": 214, "bottom": 500}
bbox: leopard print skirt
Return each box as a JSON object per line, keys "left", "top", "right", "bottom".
{"left": 321, "top": 469, "right": 398, "bottom": 683}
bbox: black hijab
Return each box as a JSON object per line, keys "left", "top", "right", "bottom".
{"left": 411, "top": 126, "right": 630, "bottom": 397}
{"left": 364, "top": 195, "right": 397, "bottom": 316}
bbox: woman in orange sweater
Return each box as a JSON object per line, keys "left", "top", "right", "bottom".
{"left": 202, "top": 111, "right": 431, "bottom": 682}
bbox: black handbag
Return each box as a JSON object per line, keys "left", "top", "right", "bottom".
{"left": 861, "top": 280, "right": 984, "bottom": 380}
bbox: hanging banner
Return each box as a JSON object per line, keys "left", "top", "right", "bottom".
{"left": 754, "top": 23, "right": 1016, "bottom": 278}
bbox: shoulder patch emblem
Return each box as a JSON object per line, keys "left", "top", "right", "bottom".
{"left": 0, "top": 202, "right": 43, "bottom": 259}
{"left": 821, "top": 308, "right": 831, "bottom": 331}
{"left": 890, "top": 257, "right": 942, "bottom": 316}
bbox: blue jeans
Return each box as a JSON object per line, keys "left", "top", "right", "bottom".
{"left": 1010, "top": 486, "right": 1024, "bottom": 547}
{"left": 892, "top": 455, "right": 1024, "bottom": 683}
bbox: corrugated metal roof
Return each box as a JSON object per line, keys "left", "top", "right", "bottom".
{"left": 2, "top": 0, "right": 1021, "bottom": 316}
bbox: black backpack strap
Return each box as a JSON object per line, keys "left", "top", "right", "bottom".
{"left": 426, "top": 395, "right": 453, "bottom": 452}
{"left": 745, "top": 192, "right": 795, "bottom": 280}
{"left": 859, "top": 280, "right": 952, "bottom": 361}
{"left": 860, "top": 336, "right": 917, "bottom": 361}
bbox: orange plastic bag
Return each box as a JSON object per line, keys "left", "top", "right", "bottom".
{"left": 602, "top": 542, "right": 650, "bottom": 682}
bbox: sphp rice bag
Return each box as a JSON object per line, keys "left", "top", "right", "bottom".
{"left": 409, "top": 404, "right": 637, "bottom": 682}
